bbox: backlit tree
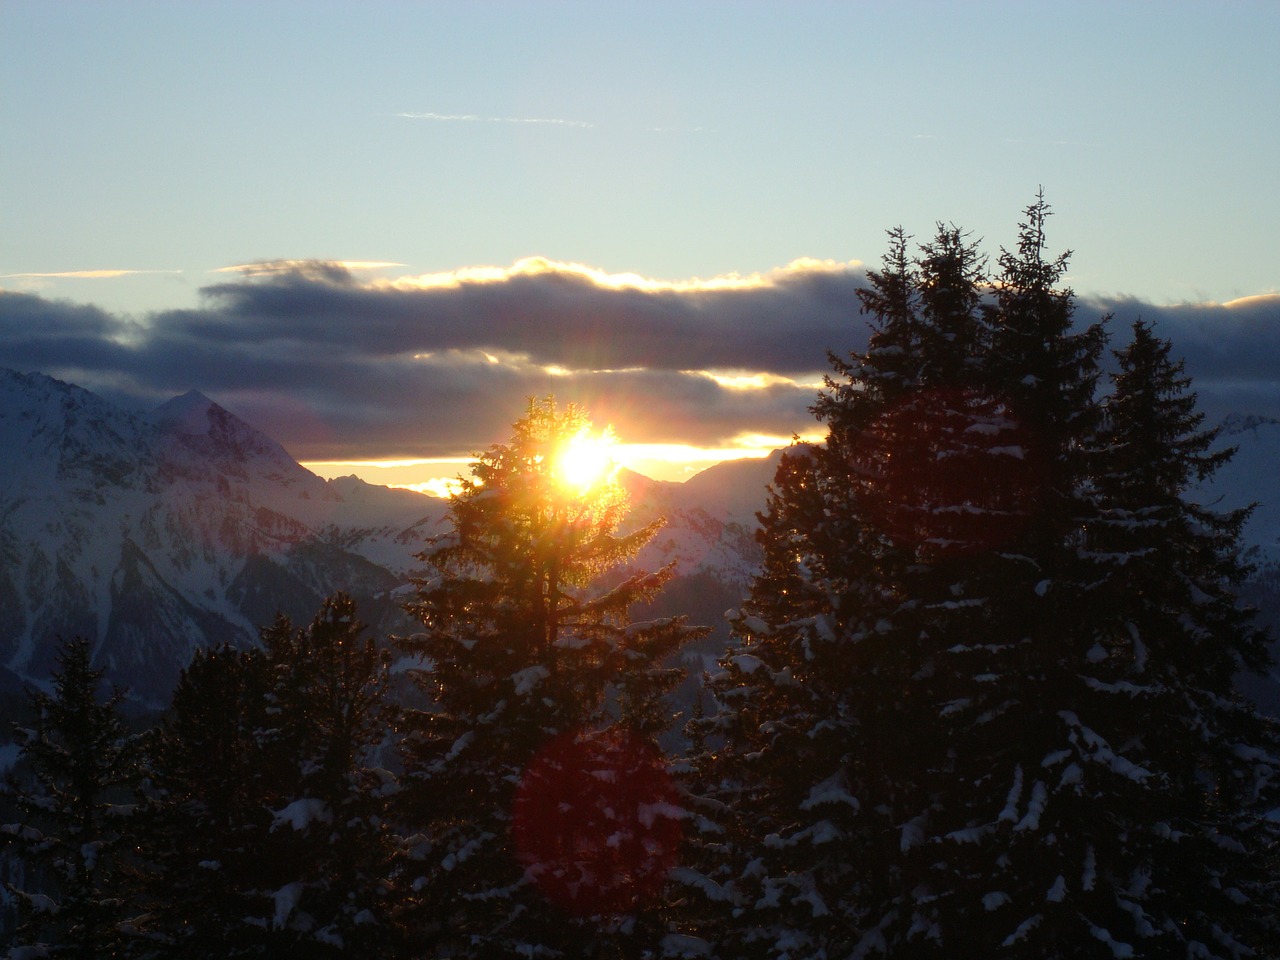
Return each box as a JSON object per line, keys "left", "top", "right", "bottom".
{"left": 397, "top": 397, "right": 706, "bottom": 958}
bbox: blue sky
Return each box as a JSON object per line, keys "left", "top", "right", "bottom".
{"left": 2, "top": 1, "right": 1278, "bottom": 486}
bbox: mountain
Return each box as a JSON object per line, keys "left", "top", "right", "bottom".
{"left": 2, "top": 367, "right": 1278, "bottom": 713}
{"left": 0, "top": 369, "right": 774, "bottom": 707}
{"left": 0, "top": 369, "right": 447, "bottom": 703}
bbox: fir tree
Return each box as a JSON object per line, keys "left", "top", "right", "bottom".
{"left": 1062, "top": 318, "right": 1280, "bottom": 957}
{"left": 256, "top": 594, "right": 401, "bottom": 958}
{"left": 129, "top": 642, "right": 278, "bottom": 958}
{"left": 902, "top": 194, "right": 1113, "bottom": 957}
{"left": 397, "top": 397, "right": 706, "bottom": 958}
{"left": 1, "top": 637, "right": 142, "bottom": 960}
{"left": 133, "top": 596, "right": 402, "bottom": 959}
{"left": 697, "top": 221, "right": 1015, "bottom": 957}
{"left": 700, "top": 198, "right": 1280, "bottom": 957}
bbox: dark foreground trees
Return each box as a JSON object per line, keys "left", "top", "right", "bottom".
{"left": 701, "top": 196, "right": 1280, "bottom": 958}
{"left": 130, "top": 595, "right": 399, "bottom": 959}
{"left": 1, "top": 638, "right": 141, "bottom": 959}
{"left": 397, "top": 397, "right": 708, "bottom": 957}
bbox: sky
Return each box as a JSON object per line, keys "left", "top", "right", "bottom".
{"left": 2, "top": 1, "right": 1277, "bottom": 490}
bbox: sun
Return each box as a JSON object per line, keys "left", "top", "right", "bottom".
{"left": 554, "top": 427, "right": 619, "bottom": 494}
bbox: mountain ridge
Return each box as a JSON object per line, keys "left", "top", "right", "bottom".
{"left": 2, "top": 367, "right": 1277, "bottom": 711}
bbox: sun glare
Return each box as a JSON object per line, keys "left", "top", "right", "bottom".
{"left": 554, "top": 428, "right": 619, "bottom": 494}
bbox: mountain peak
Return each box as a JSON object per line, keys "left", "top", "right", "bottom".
{"left": 151, "top": 389, "right": 218, "bottom": 435}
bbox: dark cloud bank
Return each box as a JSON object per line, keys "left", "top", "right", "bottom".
{"left": 2, "top": 259, "right": 1277, "bottom": 461}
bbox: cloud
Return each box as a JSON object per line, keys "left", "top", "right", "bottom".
{"left": 2, "top": 269, "right": 181, "bottom": 279}
{"left": 214, "top": 260, "right": 405, "bottom": 278}
{"left": 3, "top": 260, "right": 1278, "bottom": 464}
{"left": 1081, "top": 292, "right": 1280, "bottom": 420}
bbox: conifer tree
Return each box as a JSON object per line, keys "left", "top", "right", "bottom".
{"left": 256, "top": 594, "right": 400, "bottom": 958}
{"left": 397, "top": 397, "right": 706, "bottom": 958}
{"left": 129, "top": 642, "right": 278, "bottom": 958}
{"left": 1, "top": 637, "right": 141, "bottom": 959}
{"left": 701, "top": 197, "right": 1280, "bottom": 957}
{"left": 133, "top": 596, "right": 401, "bottom": 959}
{"left": 697, "top": 222, "right": 1017, "bottom": 957}
{"left": 1063, "top": 319, "right": 1280, "bottom": 957}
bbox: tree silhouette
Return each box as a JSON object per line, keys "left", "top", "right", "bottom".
{"left": 398, "top": 397, "right": 706, "bottom": 957}
{"left": 2, "top": 638, "right": 142, "bottom": 959}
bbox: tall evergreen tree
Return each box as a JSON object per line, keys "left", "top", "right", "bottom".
{"left": 900, "top": 194, "right": 1113, "bottom": 957}
{"left": 129, "top": 642, "right": 278, "bottom": 958}
{"left": 1064, "top": 318, "right": 1280, "bottom": 956}
{"left": 1, "top": 638, "right": 142, "bottom": 960}
{"left": 700, "top": 198, "right": 1279, "bottom": 957}
{"left": 132, "top": 596, "right": 401, "bottom": 959}
{"left": 696, "top": 221, "right": 1018, "bottom": 957}
{"left": 257, "top": 594, "right": 401, "bottom": 958}
{"left": 397, "top": 397, "right": 706, "bottom": 958}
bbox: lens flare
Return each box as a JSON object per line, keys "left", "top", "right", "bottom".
{"left": 554, "top": 427, "right": 618, "bottom": 494}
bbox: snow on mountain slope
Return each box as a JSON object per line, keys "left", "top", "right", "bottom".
{"left": 3, "top": 366, "right": 1278, "bottom": 708}
{"left": 0, "top": 368, "right": 446, "bottom": 702}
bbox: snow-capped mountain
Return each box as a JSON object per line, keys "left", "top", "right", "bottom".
{"left": 0, "top": 369, "right": 772, "bottom": 706}
{"left": 0, "top": 369, "right": 447, "bottom": 702}
{"left": 3, "top": 367, "right": 1279, "bottom": 711}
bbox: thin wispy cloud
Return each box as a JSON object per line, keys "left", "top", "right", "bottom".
{"left": 2, "top": 269, "right": 181, "bottom": 280}
{"left": 395, "top": 111, "right": 594, "bottom": 129}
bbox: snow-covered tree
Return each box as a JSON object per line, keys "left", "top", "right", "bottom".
{"left": 397, "top": 397, "right": 706, "bottom": 958}
{"left": 129, "top": 642, "right": 278, "bottom": 958}
{"left": 132, "top": 596, "right": 402, "bottom": 959}
{"left": 696, "top": 221, "right": 1019, "bottom": 957}
{"left": 699, "top": 197, "right": 1280, "bottom": 957}
{"left": 1, "top": 637, "right": 141, "bottom": 959}
{"left": 256, "top": 594, "right": 401, "bottom": 958}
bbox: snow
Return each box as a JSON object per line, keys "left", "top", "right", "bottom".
{"left": 510, "top": 665, "right": 549, "bottom": 696}
{"left": 638, "top": 801, "right": 686, "bottom": 828}
{"left": 998, "top": 765, "right": 1024, "bottom": 822}
{"left": 669, "top": 866, "right": 733, "bottom": 902}
{"left": 1045, "top": 875, "right": 1066, "bottom": 902}
{"left": 272, "top": 798, "right": 332, "bottom": 832}
{"left": 1000, "top": 914, "right": 1042, "bottom": 947}
{"left": 272, "top": 882, "right": 304, "bottom": 929}
{"left": 800, "top": 772, "right": 859, "bottom": 811}
{"left": 900, "top": 814, "right": 927, "bottom": 852}
{"left": 1014, "top": 780, "right": 1047, "bottom": 832}
{"left": 729, "top": 653, "right": 765, "bottom": 675}
{"left": 1089, "top": 924, "right": 1135, "bottom": 958}
{"left": 983, "top": 891, "right": 1010, "bottom": 910}
{"left": 24, "top": 893, "right": 58, "bottom": 914}
{"left": 1081, "top": 844, "right": 1097, "bottom": 891}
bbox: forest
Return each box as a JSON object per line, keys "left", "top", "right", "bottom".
{"left": 3, "top": 197, "right": 1278, "bottom": 959}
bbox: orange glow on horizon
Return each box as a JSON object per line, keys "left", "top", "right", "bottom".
{"left": 300, "top": 430, "right": 824, "bottom": 495}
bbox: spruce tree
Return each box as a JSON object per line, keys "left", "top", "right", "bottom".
{"left": 901, "top": 194, "right": 1113, "bottom": 957}
{"left": 133, "top": 596, "right": 402, "bottom": 959}
{"left": 1066, "top": 319, "right": 1280, "bottom": 957}
{"left": 701, "top": 197, "right": 1280, "bottom": 957}
{"left": 697, "top": 222, "right": 1017, "bottom": 957}
{"left": 397, "top": 397, "right": 706, "bottom": 958}
{"left": 256, "top": 594, "right": 400, "bottom": 958}
{"left": 129, "top": 643, "right": 278, "bottom": 958}
{"left": 1, "top": 637, "right": 142, "bottom": 959}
